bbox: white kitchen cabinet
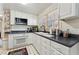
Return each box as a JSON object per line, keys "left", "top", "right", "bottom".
{"left": 48, "top": 9, "right": 59, "bottom": 29}
{"left": 27, "top": 33, "right": 34, "bottom": 44}
{"left": 40, "top": 40, "right": 50, "bottom": 55}
{"left": 32, "top": 34, "right": 41, "bottom": 54}
{"left": 32, "top": 33, "right": 63, "bottom": 55}
{"left": 27, "top": 33, "right": 41, "bottom": 54}
{"left": 39, "top": 36, "right": 51, "bottom": 55}
{"left": 50, "top": 40, "right": 79, "bottom": 55}
{"left": 59, "top": 3, "right": 79, "bottom": 19}
{"left": 69, "top": 43, "right": 79, "bottom": 55}
{"left": 50, "top": 47, "right": 63, "bottom": 55}
{"left": 30, "top": 33, "right": 51, "bottom": 55}
{"left": 51, "top": 41, "right": 69, "bottom": 55}
{"left": 41, "top": 45, "right": 51, "bottom": 55}
{"left": 27, "top": 32, "right": 79, "bottom": 55}
{"left": 40, "top": 46, "right": 49, "bottom": 55}
{"left": 8, "top": 33, "right": 28, "bottom": 49}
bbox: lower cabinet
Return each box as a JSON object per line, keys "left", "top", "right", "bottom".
{"left": 27, "top": 33, "right": 35, "bottom": 44}
{"left": 8, "top": 33, "right": 29, "bottom": 49}
{"left": 51, "top": 41, "right": 69, "bottom": 55}
{"left": 40, "top": 45, "right": 51, "bottom": 55}
{"left": 28, "top": 33, "right": 79, "bottom": 55}
{"left": 32, "top": 34, "right": 51, "bottom": 55}
{"left": 32, "top": 34, "right": 41, "bottom": 54}
{"left": 40, "top": 38, "right": 51, "bottom": 55}
{"left": 31, "top": 33, "right": 63, "bottom": 55}
{"left": 50, "top": 45, "right": 63, "bottom": 55}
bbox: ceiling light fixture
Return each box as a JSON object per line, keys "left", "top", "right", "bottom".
{"left": 21, "top": 3, "right": 28, "bottom": 5}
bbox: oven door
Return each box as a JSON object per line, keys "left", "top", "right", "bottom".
{"left": 13, "top": 36, "right": 27, "bottom": 48}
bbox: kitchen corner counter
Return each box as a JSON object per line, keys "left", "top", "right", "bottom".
{"left": 33, "top": 32, "right": 79, "bottom": 47}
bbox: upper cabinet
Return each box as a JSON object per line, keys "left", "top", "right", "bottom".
{"left": 48, "top": 9, "right": 59, "bottom": 29}
{"left": 59, "top": 3, "right": 79, "bottom": 20}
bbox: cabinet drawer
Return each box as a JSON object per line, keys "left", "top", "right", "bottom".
{"left": 50, "top": 47, "right": 63, "bottom": 55}
{"left": 41, "top": 50, "right": 50, "bottom": 55}
{"left": 40, "top": 46, "right": 50, "bottom": 55}
{"left": 51, "top": 41, "right": 69, "bottom": 54}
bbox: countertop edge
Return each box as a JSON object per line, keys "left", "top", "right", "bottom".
{"left": 33, "top": 33, "right": 79, "bottom": 48}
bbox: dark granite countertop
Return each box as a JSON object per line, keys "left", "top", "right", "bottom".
{"left": 5, "top": 31, "right": 34, "bottom": 34}
{"left": 34, "top": 32, "right": 79, "bottom": 47}
{"left": 5, "top": 31, "right": 79, "bottom": 47}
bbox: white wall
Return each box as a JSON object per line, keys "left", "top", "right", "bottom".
{"left": 10, "top": 10, "right": 37, "bottom": 25}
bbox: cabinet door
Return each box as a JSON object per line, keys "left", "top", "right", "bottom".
{"left": 27, "top": 33, "right": 33, "bottom": 44}
{"left": 40, "top": 37, "right": 51, "bottom": 55}
{"left": 31, "top": 34, "right": 41, "bottom": 54}
{"left": 51, "top": 41, "right": 69, "bottom": 55}
{"left": 59, "top": 3, "right": 72, "bottom": 19}
{"left": 25, "top": 33, "right": 29, "bottom": 44}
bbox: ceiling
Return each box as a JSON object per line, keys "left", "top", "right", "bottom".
{"left": 2, "top": 3, "right": 52, "bottom": 15}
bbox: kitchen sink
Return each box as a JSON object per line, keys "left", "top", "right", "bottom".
{"left": 35, "top": 32, "right": 54, "bottom": 38}
{"left": 43, "top": 34, "right": 54, "bottom": 38}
